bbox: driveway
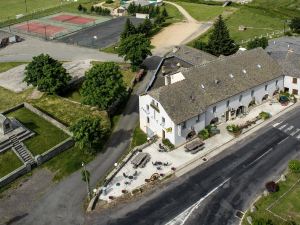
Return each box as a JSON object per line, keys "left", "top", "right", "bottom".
{"left": 0, "top": 36, "right": 122, "bottom": 62}
{"left": 6, "top": 58, "right": 155, "bottom": 225}
{"left": 85, "top": 105, "right": 300, "bottom": 225}
{"left": 151, "top": 1, "right": 212, "bottom": 56}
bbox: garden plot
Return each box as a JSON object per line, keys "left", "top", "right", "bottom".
{"left": 0, "top": 60, "right": 91, "bottom": 93}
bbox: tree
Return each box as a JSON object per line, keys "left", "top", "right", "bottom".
{"left": 206, "top": 15, "right": 239, "bottom": 56}
{"left": 90, "top": 5, "right": 95, "bottom": 13}
{"left": 80, "top": 62, "right": 127, "bottom": 109}
{"left": 118, "top": 34, "right": 152, "bottom": 70}
{"left": 137, "top": 18, "right": 153, "bottom": 37}
{"left": 154, "top": 14, "right": 165, "bottom": 25}
{"left": 78, "top": 4, "right": 83, "bottom": 11}
{"left": 127, "top": 2, "right": 136, "bottom": 14}
{"left": 121, "top": 18, "right": 137, "bottom": 39}
{"left": 247, "top": 37, "right": 268, "bottom": 50}
{"left": 289, "top": 17, "right": 300, "bottom": 33}
{"left": 70, "top": 117, "right": 108, "bottom": 154}
{"left": 161, "top": 7, "right": 168, "bottom": 18}
{"left": 24, "top": 54, "right": 71, "bottom": 94}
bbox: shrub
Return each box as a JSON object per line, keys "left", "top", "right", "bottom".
{"left": 265, "top": 181, "right": 279, "bottom": 193}
{"left": 289, "top": 160, "right": 300, "bottom": 173}
{"left": 259, "top": 111, "right": 271, "bottom": 120}
{"left": 105, "top": 0, "right": 114, "bottom": 3}
{"left": 198, "top": 128, "right": 209, "bottom": 140}
{"left": 226, "top": 124, "right": 241, "bottom": 133}
{"left": 162, "top": 138, "right": 175, "bottom": 150}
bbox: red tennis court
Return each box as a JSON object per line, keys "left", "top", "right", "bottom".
{"left": 51, "top": 14, "right": 96, "bottom": 24}
{"left": 15, "top": 22, "right": 66, "bottom": 36}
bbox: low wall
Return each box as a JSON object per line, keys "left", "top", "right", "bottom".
{"left": 36, "top": 138, "right": 74, "bottom": 165}
{"left": 24, "top": 103, "right": 72, "bottom": 136}
{"left": 0, "top": 164, "right": 30, "bottom": 188}
{"left": 1, "top": 103, "right": 24, "bottom": 114}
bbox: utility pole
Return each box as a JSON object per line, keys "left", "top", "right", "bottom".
{"left": 82, "top": 162, "right": 91, "bottom": 200}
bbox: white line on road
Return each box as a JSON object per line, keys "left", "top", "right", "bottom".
{"left": 165, "top": 178, "right": 231, "bottom": 225}
{"left": 290, "top": 128, "right": 300, "bottom": 136}
{"left": 273, "top": 122, "right": 282, "bottom": 128}
{"left": 278, "top": 123, "right": 288, "bottom": 130}
{"left": 284, "top": 125, "right": 294, "bottom": 133}
{"left": 278, "top": 136, "right": 289, "bottom": 145}
{"left": 297, "top": 134, "right": 300, "bottom": 139}
{"left": 246, "top": 147, "right": 274, "bottom": 167}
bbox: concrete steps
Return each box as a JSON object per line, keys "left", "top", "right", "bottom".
{"left": 9, "top": 135, "right": 35, "bottom": 165}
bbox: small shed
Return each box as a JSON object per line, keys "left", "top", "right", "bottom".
{"left": 0, "top": 114, "right": 13, "bottom": 135}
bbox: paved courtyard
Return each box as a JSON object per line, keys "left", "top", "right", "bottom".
{"left": 0, "top": 60, "right": 91, "bottom": 93}
{"left": 99, "top": 99, "right": 294, "bottom": 202}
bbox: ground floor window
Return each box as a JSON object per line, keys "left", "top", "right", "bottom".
{"left": 284, "top": 87, "right": 289, "bottom": 93}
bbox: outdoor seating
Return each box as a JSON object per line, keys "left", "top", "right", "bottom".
{"left": 185, "top": 139, "right": 204, "bottom": 152}
{"left": 131, "top": 152, "right": 151, "bottom": 168}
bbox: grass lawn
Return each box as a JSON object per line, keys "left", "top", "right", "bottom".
{"left": 165, "top": 3, "right": 184, "bottom": 23}
{"left": 0, "top": 150, "right": 22, "bottom": 178}
{"left": 242, "top": 172, "right": 300, "bottom": 225}
{"left": 8, "top": 107, "right": 69, "bottom": 155}
{"left": 176, "top": 2, "right": 236, "bottom": 21}
{"left": 0, "top": 87, "right": 33, "bottom": 112}
{"left": 130, "top": 123, "right": 147, "bottom": 149}
{"left": 0, "top": 62, "right": 27, "bottom": 73}
{"left": 43, "top": 145, "right": 94, "bottom": 181}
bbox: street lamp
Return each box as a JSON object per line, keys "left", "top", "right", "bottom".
{"left": 82, "top": 162, "right": 91, "bottom": 200}
{"left": 92, "top": 35, "right": 97, "bottom": 47}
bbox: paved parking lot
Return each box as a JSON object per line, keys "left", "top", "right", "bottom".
{"left": 58, "top": 17, "right": 144, "bottom": 49}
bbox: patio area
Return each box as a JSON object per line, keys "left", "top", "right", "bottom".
{"left": 99, "top": 99, "right": 294, "bottom": 202}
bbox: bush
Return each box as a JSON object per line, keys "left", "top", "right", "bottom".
{"left": 198, "top": 128, "right": 209, "bottom": 140}
{"left": 289, "top": 160, "right": 300, "bottom": 173}
{"left": 259, "top": 111, "right": 271, "bottom": 120}
{"left": 105, "top": 0, "right": 114, "bottom": 3}
{"left": 162, "top": 138, "right": 175, "bottom": 150}
{"left": 226, "top": 124, "right": 241, "bottom": 133}
{"left": 265, "top": 181, "right": 279, "bottom": 193}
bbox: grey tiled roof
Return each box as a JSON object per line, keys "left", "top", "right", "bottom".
{"left": 149, "top": 48, "right": 283, "bottom": 124}
{"left": 278, "top": 52, "right": 300, "bottom": 78}
{"left": 166, "top": 45, "right": 217, "bottom": 65}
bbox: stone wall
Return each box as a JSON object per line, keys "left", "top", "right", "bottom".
{"left": 1, "top": 103, "right": 24, "bottom": 114}
{"left": 0, "top": 163, "right": 31, "bottom": 188}
{"left": 35, "top": 138, "right": 74, "bottom": 165}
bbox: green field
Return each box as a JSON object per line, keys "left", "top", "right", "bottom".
{"left": 8, "top": 107, "right": 69, "bottom": 155}
{"left": 176, "top": 2, "right": 236, "bottom": 21}
{"left": 190, "top": 0, "right": 300, "bottom": 45}
{"left": 165, "top": 2, "right": 184, "bottom": 23}
{"left": 242, "top": 173, "right": 300, "bottom": 225}
{"left": 0, "top": 62, "right": 26, "bottom": 73}
{"left": 0, "top": 150, "right": 22, "bottom": 178}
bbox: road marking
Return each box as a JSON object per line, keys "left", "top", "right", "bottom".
{"left": 297, "top": 134, "right": 300, "bottom": 139}
{"left": 278, "top": 123, "right": 288, "bottom": 130}
{"left": 246, "top": 147, "right": 274, "bottom": 167}
{"left": 278, "top": 136, "right": 289, "bottom": 145}
{"left": 290, "top": 128, "right": 300, "bottom": 136}
{"left": 165, "top": 178, "right": 231, "bottom": 225}
{"left": 284, "top": 125, "right": 294, "bottom": 133}
{"left": 273, "top": 122, "right": 282, "bottom": 128}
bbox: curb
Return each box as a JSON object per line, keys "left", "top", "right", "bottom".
{"left": 175, "top": 102, "right": 299, "bottom": 177}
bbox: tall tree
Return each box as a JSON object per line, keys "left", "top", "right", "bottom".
{"left": 121, "top": 18, "right": 136, "bottom": 39}
{"left": 137, "top": 18, "right": 153, "bottom": 37}
{"left": 206, "top": 15, "right": 238, "bottom": 56}
{"left": 70, "top": 117, "right": 108, "bottom": 154}
{"left": 127, "top": 2, "right": 136, "bottom": 14}
{"left": 118, "top": 34, "right": 152, "bottom": 70}
{"left": 80, "top": 62, "right": 127, "bottom": 109}
{"left": 247, "top": 37, "right": 268, "bottom": 50}
{"left": 24, "top": 54, "right": 71, "bottom": 94}
{"left": 289, "top": 17, "right": 300, "bottom": 33}
{"left": 161, "top": 7, "right": 168, "bottom": 18}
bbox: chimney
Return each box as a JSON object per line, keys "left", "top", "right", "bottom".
{"left": 165, "top": 75, "right": 171, "bottom": 86}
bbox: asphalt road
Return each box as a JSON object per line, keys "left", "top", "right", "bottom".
{"left": 8, "top": 60, "right": 157, "bottom": 225}
{"left": 58, "top": 17, "right": 144, "bottom": 49}
{"left": 86, "top": 105, "right": 300, "bottom": 225}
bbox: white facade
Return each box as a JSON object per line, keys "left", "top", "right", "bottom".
{"left": 283, "top": 76, "right": 300, "bottom": 95}
{"left": 139, "top": 77, "right": 284, "bottom": 147}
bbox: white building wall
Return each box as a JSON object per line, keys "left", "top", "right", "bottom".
{"left": 284, "top": 76, "right": 300, "bottom": 95}
{"left": 139, "top": 76, "right": 284, "bottom": 147}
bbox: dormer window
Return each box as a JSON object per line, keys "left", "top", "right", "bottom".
{"left": 242, "top": 69, "right": 247, "bottom": 74}
{"left": 257, "top": 64, "right": 262, "bottom": 69}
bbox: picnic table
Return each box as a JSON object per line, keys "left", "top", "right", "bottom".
{"left": 185, "top": 139, "right": 204, "bottom": 152}
{"left": 131, "top": 152, "right": 151, "bottom": 168}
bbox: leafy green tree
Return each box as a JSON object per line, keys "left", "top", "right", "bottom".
{"left": 70, "top": 117, "right": 108, "bottom": 154}
{"left": 154, "top": 14, "right": 165, "bottom": 25}
{"left": 247, "top": 37, "right": 268, "bottom": 50}
{"left": 78, "top": 4, "right": 83, "bottom": 11}
{"left": 137, "top": 18, "right": 153, "bottom": 37}
{"left": 289, "top": 17, "right": 300, "bottom": 33}
{"left": 90, "top": 5, "right": 95, "bottom": 12}
{"left": 118, "top": 34, "right": 152, "bottom": 70}
{"left": 121, "top": 18, "right": 137, "bottom": 39}
{"left": 80, "top": 62, "right": 126, "bottom": 109}
{"left": 127, "top": 2, "right": 136, "bottom": 14}
{"left": 161, "top": 7, "right": 168, "bottom": 18}
{"left": 24, "top": 54, "right": 71, "bottom": 94}
{"left": 206, "top": 15, "right": 238, "bottom": 56}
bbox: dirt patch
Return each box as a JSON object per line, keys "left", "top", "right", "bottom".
{"left": 0, "top": 169, "right": 54, "bottom": 225}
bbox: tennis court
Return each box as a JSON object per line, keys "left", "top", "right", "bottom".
{"left": 11, "top": 12, "right": 111, "bottom": 39}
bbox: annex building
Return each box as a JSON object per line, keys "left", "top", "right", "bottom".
{"left": 139, "top": 45, "right": 293, "bottom": 146}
